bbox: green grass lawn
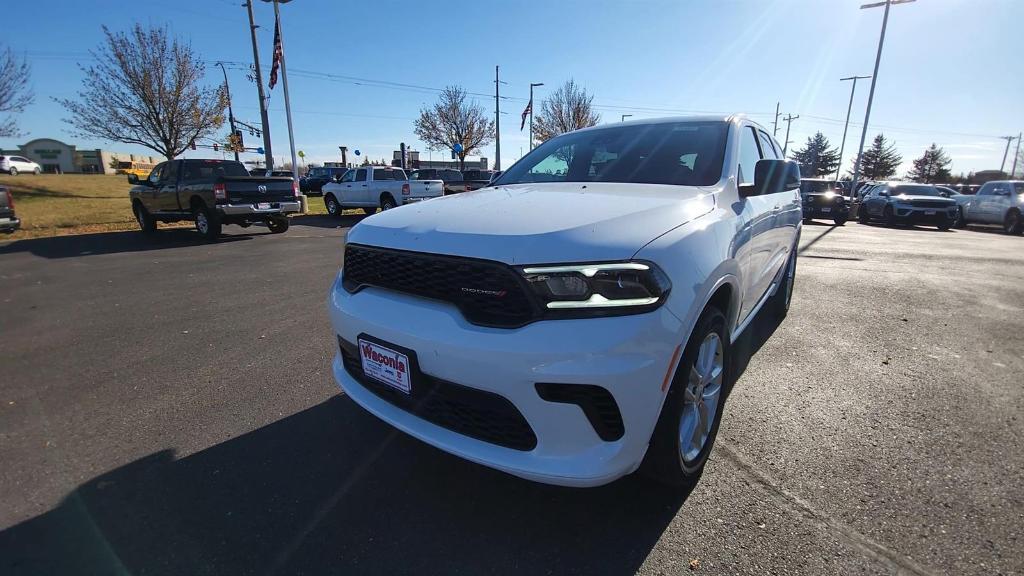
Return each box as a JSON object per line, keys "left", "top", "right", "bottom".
{"left": 0, "top": 173, "right": 346, "bottom": 239}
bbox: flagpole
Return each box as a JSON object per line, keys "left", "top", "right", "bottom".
{"left": 268, "top": 0, "right": 304, "bottom": 211}
{"left": 529, "top": 82, "right": 543, "bottom": 151}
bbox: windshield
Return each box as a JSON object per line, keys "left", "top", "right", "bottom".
{"left": 496, "top": 121, "right": 728, "bottom": 187}
{"left": 892, "top": 184, "right": 940, "bottom": 197}
{"left": 800, "top": 181, "right": 838, "bottom": 194}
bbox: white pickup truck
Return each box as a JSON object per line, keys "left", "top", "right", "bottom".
{"left": 321, "top": 166, "right": 443, "bottom": 217}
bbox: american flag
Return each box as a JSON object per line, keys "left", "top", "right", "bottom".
{"left": 269, "top": 16, "right": 282, "bottom": 90}
{"left": 520, "top": 98, "right": 532, "bottom": 131}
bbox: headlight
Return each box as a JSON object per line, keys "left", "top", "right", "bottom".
{"left": 520, "top": 261, "right": 671, "bottom": 317}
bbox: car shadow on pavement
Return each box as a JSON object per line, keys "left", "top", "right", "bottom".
{"left": 0, "top": 395, "right": 693, "bottom": 576}
{"left": 0, "top": 228, "right": 256, "bottom": 259}
{"left": 292, "top": 213, "right": 370, "bottom": 229}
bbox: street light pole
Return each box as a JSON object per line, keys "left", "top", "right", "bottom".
{"left": 244, "top": 0, "right": 273, "bottom": 170}
{"left": 849, "top": 0, "right": 915, "bottom": 202}
{"left": 837, "top": 75, "right": 871, "bottom": 181}
{"left": 1012, "top": 131, "right": 1022, "bottom": 178}
{"left": 216, "top": 62, "right": 240, "bottom": 162}
{"left": 621, "top": 114, "right": 633, "bottom": 122}
{"left": 999, "top": 135, "right": 1016, "bottom": 174}
{"left": 529, "top": 82, "right": 543, "bottom": 151}
{"left": 495, "top": 66, "right": 506, "bottom": 170}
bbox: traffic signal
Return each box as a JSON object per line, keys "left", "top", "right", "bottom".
{"left": 190, "top": 141, "right": 197, "bottom": 151}
{"left": 213, "top": 143, "right": 219, "bottom": 152}
{"left": 233, "top": 130, "right": 244, "bottom": 151}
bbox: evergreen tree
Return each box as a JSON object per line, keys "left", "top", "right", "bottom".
{"left": 907, "top": 143, "right": 952, "bottom": 183}
{"left": 789, "top": 132, "right": 841, "bottom": 177}
{"left": 849, "top": 133, "right": 902, "bottom": 180}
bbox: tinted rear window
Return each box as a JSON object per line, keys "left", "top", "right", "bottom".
{"left": 184, "top": 161, "right": 250, "bottom": 179}
{"left": 373, "top": 168, "right": 405, "bottom": 180}
{"left": 496, "top": 121, "right": 729, "bottom": 187}
{"left": 800, "top": 180, "right": 838, "bottom": 194}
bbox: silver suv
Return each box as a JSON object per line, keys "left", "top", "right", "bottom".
{"left": 959, "top": 181, "right": 1024, "bottom": 234}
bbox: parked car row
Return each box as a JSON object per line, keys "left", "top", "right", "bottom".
{"left": 321, "top": 166, "right": 444, "bottom": 217}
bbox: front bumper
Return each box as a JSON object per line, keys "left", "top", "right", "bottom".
{"left": 327, "top": 275, "right": 684, "bottom": 487}
{"left": 892, "top": 205, "right": 956, "bottom": 224}
{"left": 0, "top": 216, "right": 21, "bottom": 233}
{"left": 218, "top": 201, "right": 301, "bottom": 216}
{"left": 802, "top": 204, "right": 849, "bottom": 219}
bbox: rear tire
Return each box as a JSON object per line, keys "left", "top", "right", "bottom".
{"left": 133, "top": 201, "right": 157, "bottom": 235}
{"left": 8, "top": 167, "right": 17, "bottom": 176}
{"left": 380, "top": 194, "right": 397, "bottom": 211}
{"left": 267, "top": 217, "right": 289, "bottom": 234}
{"left": 641, "top": 306, "right": 729, "bottom": 488}
{"left": 324, "top": 194, "right": 342, "bottom": 218}
{"left": 193, "top": 203, "right": 221, "bottom": 241}
{"left": 1004, "top": 209, "right": 1023, "bottom": 235}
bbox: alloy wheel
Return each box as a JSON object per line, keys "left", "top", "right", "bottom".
{"left": 196, "top": 212, "right": 208, "bottom": 234}
{"left": 679, "top": 332, "right": 724, "bottom": 464}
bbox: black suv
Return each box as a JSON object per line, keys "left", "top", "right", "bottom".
{"left": 301, "top": 166, "right": 349, "bottom": 195}
{"left": 799, "top": 178, "right": 850, "bottom": 225}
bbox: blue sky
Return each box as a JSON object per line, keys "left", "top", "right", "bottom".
{"left": 2, "top": 0, "right": 1021, "bottom": 176}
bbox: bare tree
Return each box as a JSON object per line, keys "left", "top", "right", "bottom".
{"left": 414, "top": 86, "right": 494, "bottom": 171}
{"left": 532, "top": 79, "right": 600, "bottom": 145}
{"left": 57, "top": 25, "right": 226, "bottom": 161}
{"left": 0, "top": 46, "right": 32, "bottom": 138}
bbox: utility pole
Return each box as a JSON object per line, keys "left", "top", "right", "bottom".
{"left": 837, "top": 75, "right": 871, "bottom": 181}
{"left": 494, "top": 66, "right": 506, "bottom": 170}
{"left": 999, "top": 135, "right": 1016, "bottom": 174}
{"left": 782, "top": 114, "right": 799, "bottom": 156}
{"left": 1012, "top": 132, "right": 1022, "bottom": 178}
{"left": 529, "top": 82, "right": 543, "bottom": 150}
{"left": 772, "top": 102, "right": 780, "bottom": 137}
{"left": 244, "top": 0, "right": 273, "bottom": 170}
{"left": 849, "top": 0, "right": 916, "bottom": 204}
{"left": 216, "top": 62, "right": 240, "bottom": 162}
{"left": 621, "top": 114, "right": 633, "bottom": 122}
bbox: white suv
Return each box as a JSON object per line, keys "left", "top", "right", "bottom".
{"left": 0, "top": 155, "right": 42, "bottom": 175}
{"left": 327, "top": 116, "right": 801, "bottom": 487}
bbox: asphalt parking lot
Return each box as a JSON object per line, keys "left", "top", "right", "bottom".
{"left": 1, "top": 216, "right": 1021, "bottom": 576}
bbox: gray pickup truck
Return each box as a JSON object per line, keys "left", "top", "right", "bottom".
{"left": 129, "top": 159, "right": 300, "bottom": 241}
{"left": 0, "top": 185, "right": 20, "bottom": 234}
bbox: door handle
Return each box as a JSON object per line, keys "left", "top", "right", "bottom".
{"left": 361, "top": 184, "right": 367, "bottom": 187}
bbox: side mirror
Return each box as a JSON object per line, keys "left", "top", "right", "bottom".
{"left": 738, "top": 159, "right": 800, "bottom": 198}
{"left": 127, "top": 173, "right": 140, "bottom": 185}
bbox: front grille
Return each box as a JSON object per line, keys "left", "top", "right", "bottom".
{"left": 910, "top": 200, "right": 951, "bottom": 209}
{"left": 339, "top": 338, "right": 538, "bottom": 451}
{"left": 535, "top": 383, "right": 625, "bottom": 441}
{"left": 343, "top": 244, "right": 538, "bottom": 328}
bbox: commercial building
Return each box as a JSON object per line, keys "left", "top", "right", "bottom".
{"left": 0, "top": 138, "right": 159, "bottom": 174}
{"left": 391, "top": 150, "right": 488, "bottom": 170}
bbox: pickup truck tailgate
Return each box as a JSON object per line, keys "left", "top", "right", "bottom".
{"left": 223, "top": 177, "right": 296, "bottom": 203}
{"left": 407, "top": 180, "right": 444, "bottom": 200}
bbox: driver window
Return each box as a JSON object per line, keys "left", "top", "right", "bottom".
{"left": 148, "top": 163, "right": 166, "bottom": 185}
{"left": 341, "top": 170, "right": 355, "bottom": 183}
{"left": 737, "top": 127, "right": 761, "bottom": 185}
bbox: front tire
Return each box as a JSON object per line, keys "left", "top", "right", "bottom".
{"left": 193, "top": 204, "right": 221, "bottom": 241}
{"left": 267, "top": 217, "right": 289, "bottom": 234}
{"left": 833, "top": 215, "right": 848, "bottom": 226}
{"left": 883, "top": 205, "right": 896, "bottom": 227}
{"left": 8, "top": 167, "right": 17, "bottom": 176}
{"left": 858, "top": 205, "right": 870, "bottom": 224}
{"left": 324, "top": 194, "right": 342, "bottom": 218}
{"left": 1004, "top": 209, "right": 1023, "bottom": 235}
{"left": 768, "top": 245, "right": 796, "bottom": 321}
{"left": 33, "top": 167, "right": 41, "bottom": 175}
{"left": 642, "top": 306, "right": 728, "bottom": 488}
{"left": 133, "top": 202, "right": 157, "bottom": 235}
{"left": 953, "top": 207, "right": 966, "bottom": 229}
{"left": 937, "top": 219, "right": 952, "bottom": 231}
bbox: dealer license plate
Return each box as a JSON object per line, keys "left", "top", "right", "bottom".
{"left": 358, "top": 338, "right": 412, "bottom": 394}
{"left": 925, "top": 210, "right": 936, "bottom": 215}
{"left": 821, "top": 207, "right": 831, "bottom": 213}
{"left": 257, "top": 202, "right": 271, "bottom": 210}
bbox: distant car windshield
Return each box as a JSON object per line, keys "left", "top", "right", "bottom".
{"left": 800, "top": 180, "right": 838, "bottom": 194}
{"left": 893, "top": 185, "right": 940, "bottom": 197}
{"left": 495, "top": 121, "right": 729, "bottom": 187}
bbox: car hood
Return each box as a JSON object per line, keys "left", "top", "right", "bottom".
{"left": 346, "top": 182, "right": 717, "bottom": 264}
